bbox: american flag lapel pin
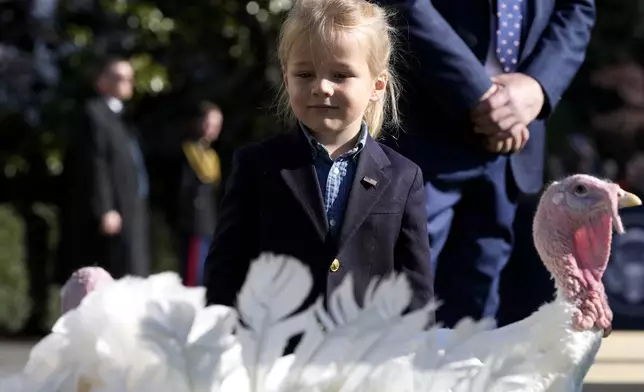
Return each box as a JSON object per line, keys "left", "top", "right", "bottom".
{"left": 362, "top": 176, "right": 378, "bottom": 187}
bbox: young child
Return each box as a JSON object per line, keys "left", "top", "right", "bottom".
{"left": 205, "top": 0, "right": 432, "bottom": 316}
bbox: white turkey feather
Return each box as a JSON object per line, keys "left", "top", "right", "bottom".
{"left": 1, "top": 251, "right": 614, "bottom": 392}
{"left": 407, "top": 297, "right": 603, "bottom": 392}
{"left": 279, "top": 272, "right": 429, "bottom": 392}
{"left": 131, "top": 301, "right": 242, "bottom": 392}
{"left": 17, "top": 333, "right": 74, "bottom": 392}
{"left": 330, "top": 278, "right": 435, "bottom": 391}
{"left": 50, "top": 273, "right": 188, "bottom": 389}
{"left": 183, "top": 306, "right": 242, "bottom": 391}
{"left": 130, "top": 301, "right": 206, "bottom": 392}
{"left": 15, "top": 270, "right": 243, "bottom": 392}
{"left": 410, "top": 316, "right": 494, "bottom": 392}
{"left": 235, "top": 253, "right": 315, "bottom": 392}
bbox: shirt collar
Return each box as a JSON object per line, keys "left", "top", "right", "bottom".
{"left": 104, "top": 96, "right": 123, "bottom": 114}
{"left": 299, "top": 120, "right": 369, "bottom": 159}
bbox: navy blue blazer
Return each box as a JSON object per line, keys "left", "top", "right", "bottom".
{"left": 204, "top": 127, "right": 433, "bottom": 314}
{"left": 377, "top": 0, "right": 596, "bottom": 194}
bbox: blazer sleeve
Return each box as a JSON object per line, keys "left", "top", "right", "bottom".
{"left": 87, "top": 106, "right": 115, "bottom": 219}
{"left": 382, "top": 0, "right": 493, "bottom": 117}
{"left": 394, "top": 166, "right": 434, "bottom": 312}
{"left": 520, "top": 0, "right": 596, "bottom": 117}
{"left": 204, "top": 144, "right": 260, "bottom": 307}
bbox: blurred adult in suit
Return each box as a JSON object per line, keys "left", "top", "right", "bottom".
{"left": 376, "top": 0, "right": 596, "bottom": 327}
{"left": 57, "top": 57, "right": 150, "bottom": 281}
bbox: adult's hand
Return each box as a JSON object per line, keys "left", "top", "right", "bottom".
{"left": 472, "top": 73, "right": 545, "bottom": 135}
{"left": 101, "top": 210, "right": 122, "bottom": 236}
{"left": 471, "top": 73, "right": 544, "bottom": 153}
{"left": 484, "top": 126, "right": 530, "bottom": 154}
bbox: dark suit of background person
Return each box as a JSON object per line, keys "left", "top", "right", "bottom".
{"left": 375, "top": 0, "right": 596, "bottom": 327}
{"left": 85, "top": 58, "right": 150, "bottom": 279}
{"left": 56, "top": 101, "right": 99, "bottom": 285}
{"left": 56, "top": 58, "right": 143, "bottom": 283}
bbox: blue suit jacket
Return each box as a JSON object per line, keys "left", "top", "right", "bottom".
{"left": 205, "top": 127, "right": 433, "bottom": 314}
{"left": 377, "top": 0, "right": 595, "bottom": 194}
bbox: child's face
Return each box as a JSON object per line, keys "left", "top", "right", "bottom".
{"left": 284, "top": 31, "right": 386, "bottom": 136}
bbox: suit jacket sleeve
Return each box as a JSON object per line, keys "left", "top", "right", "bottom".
{"left": 205, "top": 145, "right": 260, "bottom": 307}
{"left": 520, "top": 0, "right": 596, "bottom": 117}
{"left": 382, "top": 0, "right": 493, "bottom": 117}
{"left": 87, "top": 105, "right": 115, "bottom": 218}
{"left": 395, "top": 166, "right": 433, "bottom": 312}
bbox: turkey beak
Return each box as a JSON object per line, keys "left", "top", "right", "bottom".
{"left": 618, "top": 190, "right": 642, "bottom": 209}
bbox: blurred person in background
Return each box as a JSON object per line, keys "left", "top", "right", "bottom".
{"left": 622, "top": 152, "right": 644, "bottom": 198}
{"left": 562, "top": 133, "right": 603, "bottom": 176}
{"left": 176, "top": 102, "right": 223, "bottom": 286}
{"left": 58, "top": 56, "right": 150, "bottom": 281}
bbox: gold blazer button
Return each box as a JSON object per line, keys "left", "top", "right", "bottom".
{"left": 330, "top": 258, "right": 340, "bottom": 272}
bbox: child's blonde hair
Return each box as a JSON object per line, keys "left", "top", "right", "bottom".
{"left": 277, "top": 0, "right": 401, "bottom": 139}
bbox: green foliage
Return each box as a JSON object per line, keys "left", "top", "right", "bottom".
{"left": 1, "top": 0, "right": 292, "bottom": 190}
{"left": 0, "top": 203, "right": 180, "bottom": 332}
{"left": 0, "top": 206, "right": 28, "bottom": 331}
{"left": 0, "top": 0, "right": 296, "bottom": 331}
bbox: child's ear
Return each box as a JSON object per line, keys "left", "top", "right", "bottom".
{"left": 370, "top": 71, "right": 387, "bottom": 102}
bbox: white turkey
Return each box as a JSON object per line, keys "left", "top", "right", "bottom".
{"left": 0, "top": 173, "right": 639, "bottom": 392}
{"left": 397, "top": 174, "right": 643, "bottom": 392}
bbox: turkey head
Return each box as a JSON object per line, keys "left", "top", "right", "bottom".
{"left": 60, "top": 266, "right": 114, "bottom": 314}
{"left": 533, "top": 174, "right": 641, "bottom": 336}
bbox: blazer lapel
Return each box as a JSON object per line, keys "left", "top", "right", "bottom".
{"left": 338, "top": 137, "right": 391, "bottom": 249}
{"left": 280, "top": 129, "right": 328, "bottom": 241}
{"left": 519, "top": 0, "right": 543, "bottom": 63}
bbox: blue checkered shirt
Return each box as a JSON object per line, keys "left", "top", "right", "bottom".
{"left": 300, "top": 121, "right": 369, "bottom": 238}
